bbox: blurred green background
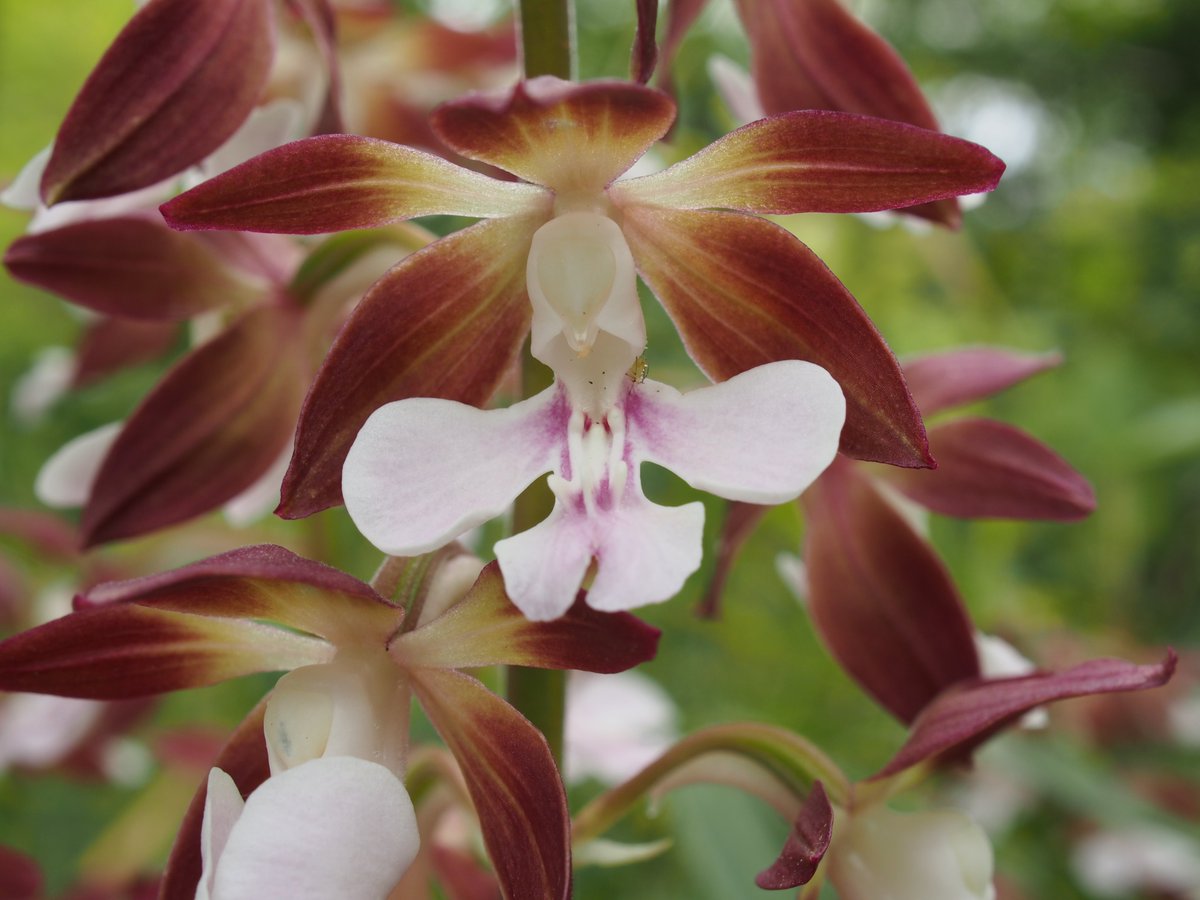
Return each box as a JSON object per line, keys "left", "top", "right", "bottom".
{"left": 1, "top": 0, "right": 1197, "bottom": 897}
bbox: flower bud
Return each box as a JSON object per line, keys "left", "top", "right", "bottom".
{"left": 829, "top": 804, "right": 996, "bottom": 900}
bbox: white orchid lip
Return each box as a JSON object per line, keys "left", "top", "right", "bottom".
{"left": 527, "top": 211, "right": 635, "bottom": 357}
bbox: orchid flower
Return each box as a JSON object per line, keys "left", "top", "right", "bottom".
{"left": 0, "top": 544, "right": 659, "bottom": 899}
{"left": 570, "top": 652, "right": 1175, "bottom": 898}
{"left": 162, "top": 76, "right": 1005, "bottom": 519}
{"left": 342, "top": 217, "right": 846, "bottom": 619}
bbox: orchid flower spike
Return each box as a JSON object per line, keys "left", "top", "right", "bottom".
{"left": 343, "top": 218, "right": 846, "bottom": 620}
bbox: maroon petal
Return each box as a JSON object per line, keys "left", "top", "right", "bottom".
{"left": 903, "top": 347, "right": 1063, "bottom": 416}
{"left": 733, "top": 0, "right": 954, "bottom": 225}
{"left": 0, "top": 846, "right": 43, "bottom": 900}
{"left": 431, "top": 77, "right": 675, "bottom": 193}
{"left": 73, "top": 317, "right": 179, "bottom": 387}
{"left": 41, "top": 0, "right": 276, "bottom": 204}
{"left": 161, "top": 701, "right": 271, "bottom": 900}
{"left": 4, "top": 217, "right": 261, "bottom": 320}
{"left": 80, "top": 306, "right": 306, "bottom": 546}
{"left": 392, "top": 562, "right": 660, "bottom": 673}
{"left": 884, "top": 418, "right": 1097, "bottom": 522}
{"left": 279, "top": 217, "right": 535, "bottom": 517}
{"left": 755, "top": 781, "right": 832, "bottom": 890}
{"left": 411, "top": 667, "right": 571, "bottom": 900}
{"left": 0, "top": 603, "right": 327, "bottom": 700}
{"left": 430, "top": 845, "right": 502, "bottom": 900}
{"left": 802, "top": 457, "right": 980, "bottom": 723}
{"left": 79, "top": 544, "right": 400, "bottom": 645}
{"left": 696, "top": 502, "right": 769, "bottom": 619}
{"left": 632, "top": 0, "right": 659, "bottom": 84}
{"left": 612, "top": 110, "right": 1004, "bottom": 217}
{"left": 161, "top": 135, "right": 546, "bottom": 235}
{"left": 876, "top": 652, "right": 1179, "bottom": 778}
{"left": 620, "top": 204, "right": 931, "bottom": 468}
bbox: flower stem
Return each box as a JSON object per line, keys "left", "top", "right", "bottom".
{"left": 505, "top": 0, "right": 576, "bottom": 770}
{"left": 518, "top": 0, "right": 576, "bottom": 80}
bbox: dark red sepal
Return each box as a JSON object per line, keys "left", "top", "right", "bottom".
{"left": 875, "top": 651, "right": 1178, "bottom": 779}
{"left": 755, "top": 781, "right": 832, "bottom": 890}
{"left": 802, "top": 457, "right": 980, "bottom": 723}
{"left": 41, "top": 0, "right": 276, "bottom": 203}
{"left": 410, "top": 668, "right": 571, "bottom": 900}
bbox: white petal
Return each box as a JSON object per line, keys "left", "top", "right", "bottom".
{"left": 628, "top": 360, "right": 845, "bottom": 504}
{"left": 585, "top": 491, "right": 704, "bottom": 613}
{"left": 1, "top": 146, "right": 51, "bottom": 210}
{"left": 344, "top": 387, "right": 564, "bottom": 556}
{"left": 11, "top": 346, "right": 76, "bottom": 425}
{"left": 34, "top": 421, "right": 122, "bottom": 508}
{"left": 495, "top": 480, "right": 704, "bottom": 619}
{"left": 199, "top": 768, "right": 245, "bottom": 900}
{"left": 212, "top": 757, "right": 419, "bottom": 900}
{"left": 493, "top": 501, "right": 594, "bottom": 622}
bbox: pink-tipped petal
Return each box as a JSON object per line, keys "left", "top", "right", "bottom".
{"left": 280, "top": 217, "right": 537, "bottom": 517}
{"left": 902, "top": 347, "right": 1063, "bottom": 415}
{"left": 876, "top": 652, "right": 1179, "bottom": 778}
{"left": 612, "top": 110, "right": 1004, "bottom": 215}
{"left": 4, "top": 216, "right": 263, "bottom": 320}
{"left": 391, "top": 562, "right": 660, "bottom": 673}
{"left": 41, "top": 0, "right": 276, "bottom": 204}
{"left": 431, "top": 77, "right": 675, "bottom": 193}
{"left": 212, "top": 757, "right": 418, "bottom": 899}
{"left": 345, "top": 387, "right": 563, "bottom": 556}
{"left": 620, "top": 205, "right": 931, "bottom": 468}
{"left": 162, "top": 135, "right": 548, "bottom": 234}
{"left": 628, "top": 361, "right": 845, "bottom": 504}
{"left": 409, "top": 667, "right": 571, "bottom": 900}
{"left": 803, "top": 457, "right": 980, "bottom": 724}
{"left": 884, "top": 418, "right": 1097, "bottom": 522}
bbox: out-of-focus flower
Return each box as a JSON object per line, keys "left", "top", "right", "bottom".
{"left": 565, "top": 671, "right": 677, "bottom": 786}
{"left": 163, "top": 76, "right": 1005, "bottom": 520}
{"left": 1072, "top": 826, "right": 1200, "bottom": 898}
